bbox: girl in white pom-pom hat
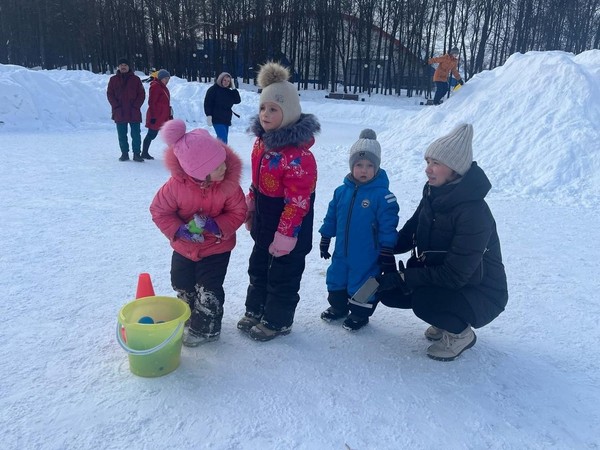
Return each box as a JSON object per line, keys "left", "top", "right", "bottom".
{"left": 237, "top": 62, "right": 321, "bottom": 341}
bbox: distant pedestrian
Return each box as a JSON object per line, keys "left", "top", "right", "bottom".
{"left": 141, "top": 69, "right": 172, "bottom": 160}
{"left": 203, "top": 72, "right": 241, "bottom": 144}
{"left": 106, "top": 57, "right": 146, "bottom": 161}
{"left": 428, "top": 47, "right": 464, "bottom": 105}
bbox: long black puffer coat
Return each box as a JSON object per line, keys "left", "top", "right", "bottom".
{"left": 395, "top": 162, "right": 508, "bottom": 328}
{"left": 203, "top": 83, "right": 241, "bottom": 126}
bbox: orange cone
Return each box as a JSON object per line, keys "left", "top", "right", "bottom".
{"left": 136, "top": 272, "right": 156, "bottom": 299}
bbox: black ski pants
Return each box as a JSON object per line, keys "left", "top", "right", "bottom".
{"left": 171, "top": 250, "right": 231, "bottom": 336}
{"left": 377, "top": 285, "right": 476, "bottom": 334}
{"left": 245, "top": 244, "right": 307, "bottom": 329}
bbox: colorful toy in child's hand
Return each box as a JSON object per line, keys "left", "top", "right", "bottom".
{"left": 176, "top": 224, "right": 204, "bottom": 242}
{"left": 188, "top": 214, "right": 221, "bottom": 236}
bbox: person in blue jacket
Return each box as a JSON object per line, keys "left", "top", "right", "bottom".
{"left": 319, "top": 129, "right": 399, "bottom": 331}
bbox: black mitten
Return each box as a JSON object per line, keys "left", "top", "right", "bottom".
{"left": 320, "top": 236, "right": 331, "bottom": 260}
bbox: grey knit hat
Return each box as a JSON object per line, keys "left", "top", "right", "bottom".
{"left": 157, "top": 69, "right": 170, "bottom": 80}
{"left": 424, "top": 123, "right": 473, "bottom": 176}
{"left": 349, "top": 129, "right": 381, "bottom": 172}
{"left": 450, "top": 47, "right": 460, "bottom": 55}
{"left": 258, "top": 62, "right": 301, "bottom": 129}
{"left": 216, "top": 72, "right": 231, "bottom": 87}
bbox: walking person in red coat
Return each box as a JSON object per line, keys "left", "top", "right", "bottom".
{"left": 150, "top": 119, "right": 247, "bottom": 347}
{"left": 106, "top": 57, "right": 146, "bottom": 162}
{"left": 141, "top": 69, "right": 172, "bottom": 160}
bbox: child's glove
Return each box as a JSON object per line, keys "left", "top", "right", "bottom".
{"left": 175, "top": 224, "right": 204, "bottom": 243}
{"left": 268, "top": 232, "right": 297, "bottom": 257}
{"left": 378, "top": 247, "right": 397, "bottom": 273}
{"left": 188, "top": 214, "right": 220, "bottom": 236}
{"left": 319, "top": 236, "right": 331, "bottom": 259}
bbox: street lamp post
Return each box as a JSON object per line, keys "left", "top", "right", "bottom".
{"left": 376, "top": 64, "right": 381, "bottom": 94}
{"left": 363, "top": 64, "right": 369, "bottom": 95}
{"left": 204, "top": 54, "right": 209, "bottom": 82}
{"left": 192, "top": 53, "right": 197, "bottom": 81}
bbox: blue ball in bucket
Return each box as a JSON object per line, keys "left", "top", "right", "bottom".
{"left": 138, "top": 316, "right": 155, "bottom": 324}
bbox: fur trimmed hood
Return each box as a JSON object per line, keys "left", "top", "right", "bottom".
{"left": 248, "top": 113, "right": 320, "bottom": 151}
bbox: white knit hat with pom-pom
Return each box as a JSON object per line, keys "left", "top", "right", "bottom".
{"left": 160, "top": 119, "right": 226, "bottom": 180}
{"left": 258, "top": 62, "right": 301, "bottom": 129}
{"left": 349, "top": 129, "right": 381, "bottom": 172}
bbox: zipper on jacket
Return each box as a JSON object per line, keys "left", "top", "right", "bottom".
{"left": 344, "top": 185, "right": 359, "bottom": 257}
{"left": 254, "top": 152, "right": 266, "bottom": 215}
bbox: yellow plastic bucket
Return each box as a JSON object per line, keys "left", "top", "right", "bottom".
{"left": 116, "top": 296, "right": 191, "bottom": 377}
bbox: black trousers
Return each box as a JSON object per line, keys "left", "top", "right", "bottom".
{"left": 171, "top": 250, "right": 231, "bottom": 336}
{"left": 142, "top": 128, "right": 159, "bottom": 153}
{"left": 433, "top": 81, "right": 449, "bottom": 104}
{"left": 377, "top": 285, "right": 476, "bottom": 334}
{"left": 245, "top": 244, "right": 307, "bottom": 329}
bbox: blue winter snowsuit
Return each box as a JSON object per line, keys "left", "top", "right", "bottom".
{"left": 319, "top": 169, "right": 399, "bottom": 313}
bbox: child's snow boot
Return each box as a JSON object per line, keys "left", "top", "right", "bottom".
{"left": 342, "top": 314, "right": 369, "bottom": 331}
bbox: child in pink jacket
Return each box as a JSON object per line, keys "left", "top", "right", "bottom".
{"left": 150, "top": 119, "right": 246, "bottom": 347}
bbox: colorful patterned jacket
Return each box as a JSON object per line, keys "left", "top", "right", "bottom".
{"left": 247, "top": 114, "right": 320, "bottom": 253}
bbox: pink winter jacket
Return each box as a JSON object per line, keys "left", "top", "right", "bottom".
{"left": 150, "top": 144, "right": 247, "bottom": 262}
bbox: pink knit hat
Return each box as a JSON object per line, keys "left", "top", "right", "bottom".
{"left": 161, "top": 119, "right": 226, "bottom": 180}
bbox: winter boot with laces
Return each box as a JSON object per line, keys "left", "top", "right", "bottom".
{"left": 320, "top": 306, "right": 349, "bottom": 322}
{"left": 248, "top": 322, "right": 291, "bottom": 341}
{"left": 424, "top": 325, "right": 443, "bottom": 341}
{"left": 182, "top": 328, "right": 219, "bottom": 347}
{"left": 342, "top": 314, "right": 369, "bottom": 331}
{"left": 427, "top": 326, "right": 477, "bottom": 361}
{"left": 237, "top": 312, "right": 261, "bottom": 333}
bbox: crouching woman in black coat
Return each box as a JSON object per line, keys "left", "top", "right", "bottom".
{"left": 377, "top": 123, "right": 508, "bottom": 361}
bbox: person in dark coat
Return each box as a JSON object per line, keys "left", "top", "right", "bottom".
{"left": 377, "top": 123, "right": 508, "bottom": 361}
{"left": 106, "top": 57, "right": 146, "bottom": 162}
{"left": 203, "top": 72, "right": 241, "bottom": 144}
{"left": 141, "top": 69, "right": 172, "bottom": 160}
{"left": 237, "top": 62, "right": 320, "bottom": 342}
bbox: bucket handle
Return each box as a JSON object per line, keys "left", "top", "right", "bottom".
{"left": 116, "top": 321, "right": 184, "bottom": 356}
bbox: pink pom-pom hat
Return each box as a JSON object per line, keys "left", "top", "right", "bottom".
{"left": 160, "top": 119, "right": 226, "bottom": 180}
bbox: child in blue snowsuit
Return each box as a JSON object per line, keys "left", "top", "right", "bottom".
{"left": 318, "top": 129, "right": 399, "bottom": 331}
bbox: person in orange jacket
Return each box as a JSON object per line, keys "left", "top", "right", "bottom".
{"left": 428, "top": 47, "right": 464, "bottom": 105}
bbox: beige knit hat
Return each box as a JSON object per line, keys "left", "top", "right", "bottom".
{"left": 349, "top": 129, "right": 381, "bottom": 172}
{"left": 424, "top": 123, "right": 473, "bottom": 176}
{"left": 258, "top": 62, "right": 301, "bottom": 129}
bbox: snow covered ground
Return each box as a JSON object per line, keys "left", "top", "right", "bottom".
{"left": 1, "top": 50, "right": 599, "bottom": 449}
